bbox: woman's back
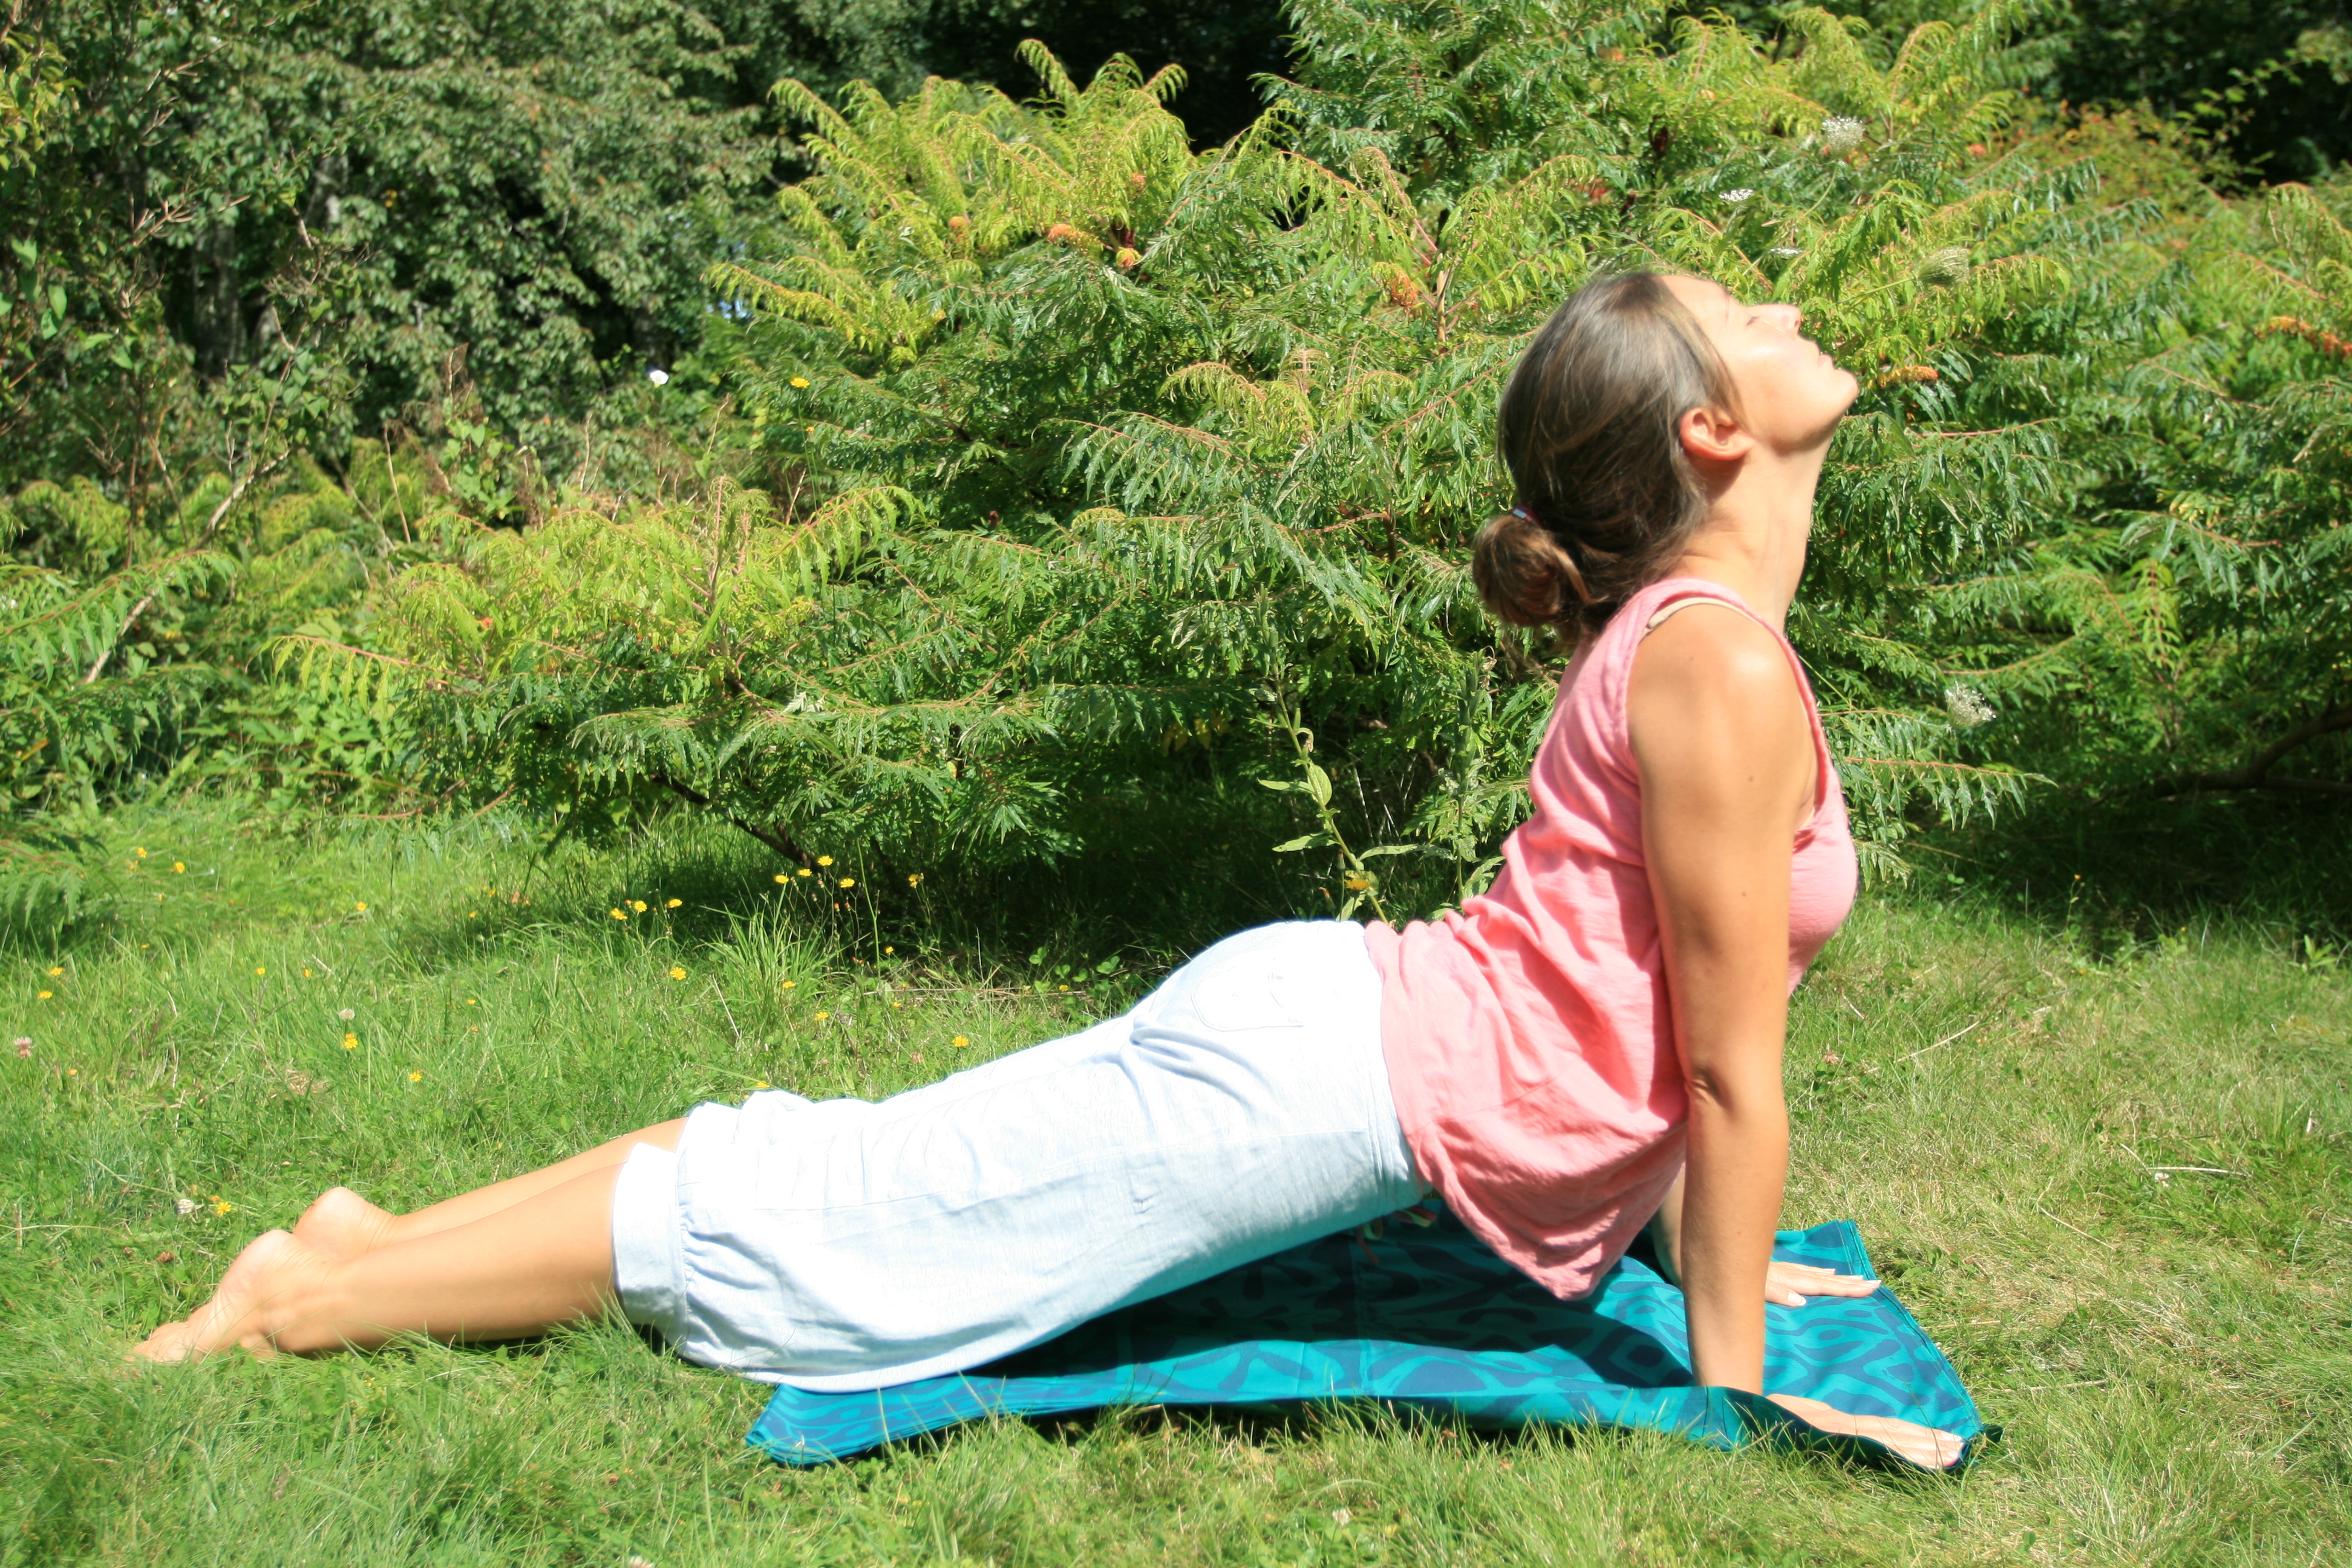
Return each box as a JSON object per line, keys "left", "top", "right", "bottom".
{"left": 1365, "top": 576, "right": 1857, "bottom": 1299}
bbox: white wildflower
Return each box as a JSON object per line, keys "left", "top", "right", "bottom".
{"left": 1944, "top": 685, "right": 1996, "bottom": 728}
{"left": 175, "top": 1197, "right": 197, "bottom": 1216}
{"left": 1821, "top": 116, "right": 1864, "bottom": 154}
{"left": 1917, "top": 246, "right": 1971, "bottom": 287}
{"left": 1718, "top": 188, "right": 1755, "bottom": 205}
{"left": 645, "top": 367, "right": 670, "bottom": 387}
{"left": 338, "top": 1007, "right": 355, "bottom": 1021}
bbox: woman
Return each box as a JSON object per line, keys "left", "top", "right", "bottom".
{"left": 137, "top": 272, "right": 1961, "bottom": 1469}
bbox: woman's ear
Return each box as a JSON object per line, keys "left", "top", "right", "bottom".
{"left": 1676, "top": 404, "right": 1753, "bottom": 466}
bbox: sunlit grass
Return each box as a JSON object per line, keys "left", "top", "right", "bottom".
{"left": 0, "top": 804, "right": 2344, "bottom": 1565}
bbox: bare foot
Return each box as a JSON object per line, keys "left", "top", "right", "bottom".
{"left": 290, "top": 1186, "right": 397, "bottom": 1260}
{"left": 133, "top": 1229, "right": 338, "bottom": 1363}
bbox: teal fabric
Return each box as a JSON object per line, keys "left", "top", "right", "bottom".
{"left": 746, "top": 1208, "right": 1985, "bottom": 1469}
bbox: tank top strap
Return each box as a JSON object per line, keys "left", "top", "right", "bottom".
{"left": 1602, "top": 577, "right": 1838, "bottom": 824}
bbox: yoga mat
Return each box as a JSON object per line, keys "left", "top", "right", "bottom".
{"left": 747, "top": 1207, "right": 1986, "bottom": 1469}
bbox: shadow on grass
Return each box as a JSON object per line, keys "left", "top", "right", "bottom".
{"left": 1918, "top": 790, "right": 2352, "bottom": 957}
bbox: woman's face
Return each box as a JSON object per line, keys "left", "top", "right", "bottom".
{"left": 1662, "top": 275, "right": 1857, "bottom": 454}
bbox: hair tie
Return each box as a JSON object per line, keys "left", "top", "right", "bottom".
{"left": 1508, "top": 503, "right": 1593, "bottom": 607}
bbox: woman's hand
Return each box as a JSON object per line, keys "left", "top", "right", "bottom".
{"left": 1768, "top": 1394, "right": 1963, "bottom": 1469}
{"left": 1764, "top": 1259, "right": 1880, "bottom": 1307}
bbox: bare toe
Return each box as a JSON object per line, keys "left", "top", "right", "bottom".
{"left": 132, "top": 1229, "right": 319, "bottom": 1362}
{"left": 291, "top": 1186, "right": 396, "bottom": 1261}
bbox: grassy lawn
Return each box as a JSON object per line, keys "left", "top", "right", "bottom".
{"left": 1, "top": 807, "right": 2345, "bottom": 1566}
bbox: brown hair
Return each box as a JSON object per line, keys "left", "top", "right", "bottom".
{"left": 1471, "top": 270, "right": 1740, "bottom": 639}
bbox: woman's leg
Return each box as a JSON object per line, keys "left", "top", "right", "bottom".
{"left": 291, "top": 1119, "right": 685, "bottom": 1259}
{"left": 136, "top": 1163, "right": 622, "bottom": 1361}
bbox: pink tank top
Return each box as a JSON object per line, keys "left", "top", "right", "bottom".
{"left": 1363, "top": 577, "right": 1858, "bottom": 1300}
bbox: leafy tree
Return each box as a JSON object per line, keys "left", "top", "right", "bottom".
{"left": 311, "top": 2, "right": 2091, "bottom": 910}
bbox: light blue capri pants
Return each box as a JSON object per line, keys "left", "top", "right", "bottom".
{"left": 610, "top": 920, "right": 1422, "bottom": 1391}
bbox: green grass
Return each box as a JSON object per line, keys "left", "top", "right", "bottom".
{"left": 1, "top": 806, "right": 2347, "bottom": 1566}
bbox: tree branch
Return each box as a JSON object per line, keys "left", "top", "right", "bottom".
{"left": 654, "top": 776, "right": 812, "bottom": 864}
{"left": 2155, "top": 705, "right": 2352, "bottom": 798}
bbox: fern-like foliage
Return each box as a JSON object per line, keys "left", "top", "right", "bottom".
{"left": 324, "top": 2, "right": 2339, "bottom": 902}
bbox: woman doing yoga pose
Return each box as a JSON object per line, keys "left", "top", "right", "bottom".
{"left": 135, "top": 272, "right": 1962, "bottom": 1469}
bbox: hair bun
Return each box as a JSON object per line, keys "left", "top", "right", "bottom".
{"left": 1471, "top": 507, "right": 1591, "bottom": 628}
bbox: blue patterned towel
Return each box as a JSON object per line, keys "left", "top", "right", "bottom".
{"left": 747, "top": 1208, "right": 1985, "bottom": 1469}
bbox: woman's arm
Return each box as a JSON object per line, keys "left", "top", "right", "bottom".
{"left": 1630, "top": 606, "right": 1961, "bottom": 1470}
{"left": 1629, "top": 602, "right": 1812, "bottom": 1395}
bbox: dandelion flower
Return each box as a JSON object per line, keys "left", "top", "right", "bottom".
{"left": 408, "top": 1070, "right": 423, "bottom": 1082}
{"left": 883, "top": 946, "right": 894, "bottom": 955}
{"left": 468, "top": 912, "right": 478, "bottom": 919}
{"left": 303, "top": 968, "right": 314, "bottom": 978}
{"left": 465, "top": 998, "right": 477, "bottom": 1006}
{"left": 791, "top": 376, "right": 811, "bottom": 388}
{"left": 814, "top": 1011, "right": 831, "bottom": 1021}
{"left": 175, "top": 1197, "right": 196, "bottom": 1216}
{"left": 817, "top": 855, "right": 834, "bottom": 867}
{"left": 173, "top": 863, "right": 185, "bottom": 874}
{"left": 339, "top": 1007, "right": 355, "bottom": 1021}
{"left": 37, "top": 991, "right": 51, "bottom": 1001}
{"left": 951, "top": 1035, "right": 970, "bottom": 1049}
{"left": 797, "top": 867, "right": 812, "bottom": 878}
{"left": 45, "top": 967, "right": 60, "bottom": 977}
{"left": 612, "top": 907, "right": 629, "bottom": 920}
{"left": 631, "top": 900, "right": 648, "bottom": 913}
{"left": 781, "top": 979, "right": 797, "bottom": 989}
{"left": 667, "top": 898, "right": 682, "bottom": 909}
{"left": 907, "top": 873, "right": 923, "bottom": 887}
{"left": 134, "top": 848, "right": 146, "bottom": 858}
{"left": 353, "top": 901, "right": 365, "bottom": 912}
{"left": 753, "top": 1080, "right": 770, "bottom": 1090}
{"left": 668, "top": 967, "right": 687, "bottom": 981}
{"left": 1344, "top": 873, "right": 1372, "bottom": 890}
{"left": 838, "top": 877, "right": 855, "bottom": 889}
{"left": 255, "top": 966, "right": 267, "bottom": 976}
{"left": 212, "top": 1200, "right": 232, "bottom": 1215}
{"left": 891, "top": 1001, "right": 902, "bottom": 1008}
{"left": 1057, "top": 984, "right": 1070, "bottom": 992}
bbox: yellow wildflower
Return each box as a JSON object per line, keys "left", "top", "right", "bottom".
{"left": 45, "top": 967, "right": 60, "bottom": 977}
{"left": 838, "top": 877, "right": 856, "bottom": 889}
{"left": 255, "top": 966, "right": 267, "bottom": 976}
{"left": 464, "top": 998, "right": 477, "bottom": 1006}
{"left": 134, "top": 848, "right": 146, "bottom": 858}
{"left": 907, "top": 873, "right": 923, "bottom": 887}
{"left": 354, "top": 901, "right": 365, "bottom": 912}
{"left": 883, "top": 946, "right": 894, "bottom": 955}
{"left": 774, "top": 874, "right": 788, "bottom": 884}
{"left": 37, "top": 991, "right": 51, "bottom": 1001}
{"left": 408, "top": 1070, "right": 423, "bottom": 1082}
{"left": 468, "top": 912, "right": 479, "bottom": 919}
{"left": 631, "top": 900, "right": 648, "bottom": 913}
{"left": 611, "top": 907, "right": 628, "bottom": 920}
{"left": 668, "top": 967, "right": 687, "bottom": 981}
{"left": 343, "top": 1034, "right": 358, "bottom": 1050}
{"left": 1344, "top": 874, "right": 1372, "bottom": 890}
{"left": 814, "top": 1011, "right": 831, "bottom": 1021}
{"left": 781, "top": 979, "right": 797, "bottom": 989}
{"left": 797, "top": 867, "right": 812, "bottom": 878}
{"left": 951, "top": 1035, "right": 970, "bottom": 1049}
{"left": 817, "top": 855, "right": 834, "bottom": 867}
{"left": 303, "top": 968, "right": 314, "bottom": 978}
{"left": 791, "top": 376, "right": 811, "bottom": 388}
{"left": 667, "top": 898, "right": 682, "bottom": 909}
{"left": 173, "top": 863, "right": 185, "bottom": 874}
{"left": 212, "top": 1200, "right": 232, "bottom": 1215}
{"left": 754, "top": 1080, "right": 771, "bottom": 1089}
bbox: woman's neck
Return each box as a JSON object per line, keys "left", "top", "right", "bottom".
{"left": 1667, "top": 449, "right": 1823, "bottom": 630}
